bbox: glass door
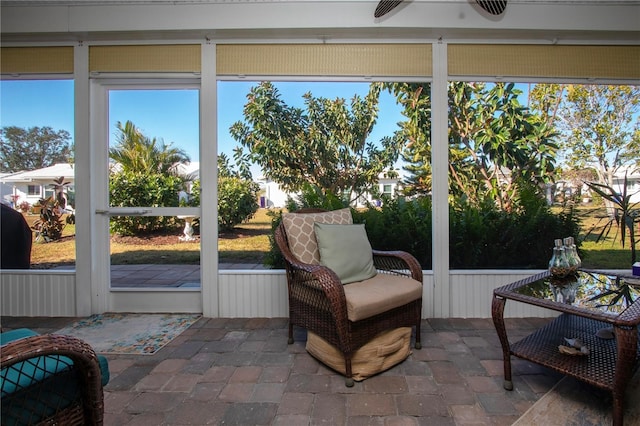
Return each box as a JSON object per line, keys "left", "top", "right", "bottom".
{"left": 94, "top": 81, "right": 203, "bottom": 312}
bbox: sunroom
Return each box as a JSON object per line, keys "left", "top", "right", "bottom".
{"left": 1, "top": 0, "right": 638, "bottom": 319}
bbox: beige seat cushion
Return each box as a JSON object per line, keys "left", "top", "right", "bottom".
{"left": 343, "top": 274, "right": 422, "bottom": 322}
{"left": 281, "top": 208, "right": 352, "bottom": 264}
{"left": 306, "top": 327, "right": 412, "bottom": 381}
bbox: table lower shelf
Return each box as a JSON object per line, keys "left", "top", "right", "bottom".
{"left": 510, "top": 314, "right": 640, "bottom": 391}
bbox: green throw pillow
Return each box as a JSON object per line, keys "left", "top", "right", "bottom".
{"left": 314, "top": 223, "right": 377, "bottom": 284}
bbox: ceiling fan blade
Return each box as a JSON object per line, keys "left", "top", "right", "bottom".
{"left": 374, "top": 0, "right": 404, "bottom": 18}
{"left": 475, "top": 0, "right": 508, "bottom": 15}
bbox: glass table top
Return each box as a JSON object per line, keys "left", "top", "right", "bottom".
{"left": 512, "top": 270, "right": 640, "bottom": 317}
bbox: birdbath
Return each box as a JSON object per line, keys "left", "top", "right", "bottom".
{"left": 177, "top": 215, "right": 199, "bottom": 242}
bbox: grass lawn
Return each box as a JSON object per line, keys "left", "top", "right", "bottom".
{"left": 26, "top": 209, "right": 277, "bottom": 269}
{"left": 25, "top": 205, "right": 636, "bottom": 270}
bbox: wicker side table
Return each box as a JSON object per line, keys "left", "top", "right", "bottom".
{"left": 492, "top": 270, "right": 640, "bottom": 426}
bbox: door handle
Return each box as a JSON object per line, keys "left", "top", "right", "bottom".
{"left": 95, "top": 209, "right": 152, "bottom": 216}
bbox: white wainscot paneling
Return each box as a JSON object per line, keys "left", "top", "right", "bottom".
{"left": 4, "top": 268, "right": 609, "bottom": 319}
{"left": 1, "top": 270, "right": 76, "bottom": 317}
{"left": 450, "top": 270, "right": 556, "bottom": 318}
{"left": 219, "top": 270, "right": 289, "bottom": 318}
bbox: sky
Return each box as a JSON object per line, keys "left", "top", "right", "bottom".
{"left": 0, "top": 79, "right": 406, "bottom": 176}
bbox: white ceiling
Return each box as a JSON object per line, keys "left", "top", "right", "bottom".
{"left": 1, "top": 0, "right": 638, "bottom": 43}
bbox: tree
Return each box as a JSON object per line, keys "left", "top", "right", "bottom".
{"left": 530, "top": 84, "right": 640, "bottom": 194}
{"left": 0, "top": 126, "right": 72, "bottom": 172}
{"left": 109, "top": 120, "right": 190, "bottom": 175}
{"left": 388, "top": 82, "right": 558, "bottom": 211}
{"left": 108, "top": 120, "right": 192, "bottom": 236}
{"left": 229, "top": 82, "right": 401, "bottom": 203}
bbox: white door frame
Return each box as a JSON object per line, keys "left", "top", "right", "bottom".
{"left": 89, "top": 77, "right": 207, "bottom": 313}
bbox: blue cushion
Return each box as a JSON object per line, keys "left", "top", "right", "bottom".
{"left": 0, "top": 328, "right": 109, "bottom": 388}
{"left": 0, "top": 328, "right": 38, "bottom": 345}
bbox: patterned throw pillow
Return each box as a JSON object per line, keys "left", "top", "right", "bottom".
{"left": 281, "top": 208, "right": 353, "bottom": 264}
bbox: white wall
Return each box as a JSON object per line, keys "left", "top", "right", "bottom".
{"left": 1, "top": 268, "right": 559, "bottom": 319}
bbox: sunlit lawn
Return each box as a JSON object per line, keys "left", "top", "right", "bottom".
{"left": 26, "top": 205, "right": 635, "bottom": 269}
{"left": 26, "top": 209, "right": 278, "bottom": 268}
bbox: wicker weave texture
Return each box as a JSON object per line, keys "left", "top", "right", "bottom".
{"left": 493, "top": 271, "right": 640, "bottom": 426}
{"left": 1, "top": 334, "right": 105, "bottom": 426}
{"left": 275, "top": 209, "right": 423, "bottom": 383}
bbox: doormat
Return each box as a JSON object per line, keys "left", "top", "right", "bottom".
{"left": 513, "top": 373, "right": 640, "bottom": 425}
{"left": 55, "top": 313, "right": 201, "bottom": 355}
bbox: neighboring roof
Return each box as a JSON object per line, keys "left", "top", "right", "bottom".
{"left": 177, "top": 162, "right": 199, "bottom": 179}
{"left": 0, "top": 163, "right": 75, "bottom": 183}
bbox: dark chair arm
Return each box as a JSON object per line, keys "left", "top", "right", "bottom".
{"left": 372, "top": 250, "right": 423, "bottom": 283}
{"left": 275, "top": 223, "right": 350, "bottom": 327}
{"left": 1, "top": 334, "right": 105, "bottom": 425}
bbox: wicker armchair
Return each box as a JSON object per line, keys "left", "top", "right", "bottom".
{"left": 1, "top": 330, "right": 108, "bottom": 426}
{"left": 275, "top": 208, "right": 423, "bottom": 386}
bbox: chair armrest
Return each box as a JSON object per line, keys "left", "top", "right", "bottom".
{"left": 275, "top": 223, "right": 349, "bottom": 324}
{"left": 372, "top": 250, "right": 423, "bottom": 283}
{"left": 1, "top": 333, "right": 105, "bottom": 423}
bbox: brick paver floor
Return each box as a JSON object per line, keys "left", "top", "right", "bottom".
{"left": 1, "top": 316, "right": 564, "bottom": 425}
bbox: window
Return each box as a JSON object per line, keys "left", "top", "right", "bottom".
{"left": 27, "top": 185, "right": 40, "bottom": 196}
{"left": 218, "top": 80, "right": 431, "bottom": 268}
{"left": 0, "top": 79, "right": 75, "bottom": 269}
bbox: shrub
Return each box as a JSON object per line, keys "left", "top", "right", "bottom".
{"left": 449, "top": 196, "right": 580, "bottom": 269}
{"left": 32, "top": 195, "right": 66, "bottom": 243}
{"left": 353, "top": 197, "right": 433, "bottom": 268}
{"left": 218, "top": 177, "right": 260, "bottom": 232}
{"left": 109, "top": 170, "right": 184, "bottom": 236}
{"left": 18, "top": 201, "right": 30, "bottom": 213}
{"left": 265, "top": 191, "right": 580, "bottom": 270}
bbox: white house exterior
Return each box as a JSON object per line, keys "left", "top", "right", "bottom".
{"left": 612, "top": 166, "right": 640, "bottom": 204}
{"left": 257, "top": 173, "right": 402, "bottom": 208}
{"left": 0, "top": 163, "right": 75, "bottom": 209}
{"left": 257, "top": 177, "right": 292, "bottom": 208}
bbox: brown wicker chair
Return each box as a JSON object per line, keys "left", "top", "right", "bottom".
{"left": 1, "top": 332, "right": 107, "bottom": 425}
{"left": 275, "top": 208, "right": 423, "bottom": 386}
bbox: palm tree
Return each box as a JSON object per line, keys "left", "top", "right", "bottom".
{"left": 109, "top": 120, "right": 190, "bottom": 174}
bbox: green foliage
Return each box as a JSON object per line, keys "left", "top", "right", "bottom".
{"left": 265, "top": 191, "right": 579, "bottom": 270}
{"left": 218, "top": 177, "right": 260, "bottom": 232}
{"left": 230, "top": 82, "right": 400, "bottom": 203}
{"left": 110, "top": 121, "right": 190, "bottom": 175}
{"left": 31, "top": 176, "right": 75, "bottom": 243}
{"left": 352, "top": 197, "right": 433, "bottom": 268}
{"left": 449, "top": 192, "right": 581, "bottom": 269}
{"left": 32, "top": 195, "right": 66, "bottom": 243}
{"left": 584, "top": 175, "right": 639, "bottom": 264}
{"left": 0, "top": 126, "right": 73, "bottom": 173}
{"left": 530, "top": 84, "right": 640, "bottom": 196}
{"left": 264, "top": 208, "right": 286, "bottom": 269}
{"left": 388, "top": 82, "right": 558, "bottom": 211}
{"left": 109, "top": 171, "right": 184, "bottom": 236}
{"left": 108, "top": 120, "right": 196, "bottom": 236}
{"left": 285, "top": 183, "right": 349, "bottom": 212}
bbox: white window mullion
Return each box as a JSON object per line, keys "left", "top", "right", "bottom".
{"left": 201, "top": 41, "right": 219, "bottom": 317}
{"left": 431, "top": 41, "right": 450, "bottom": 319}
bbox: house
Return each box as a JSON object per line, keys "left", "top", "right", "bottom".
{"left": 612, "top": 166, "right": 640, "bottom": 204}
{"left": 0, "top": 163, "right": 75, "bottom": 209}
{"left": 257, "top": 172, "right": 403, "bottom": 208}
{"left": 256, "top": 177, "right": 290, "bottom": 208}
{"left": 1, "top": 1, "right": 637, "bottom": 319}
